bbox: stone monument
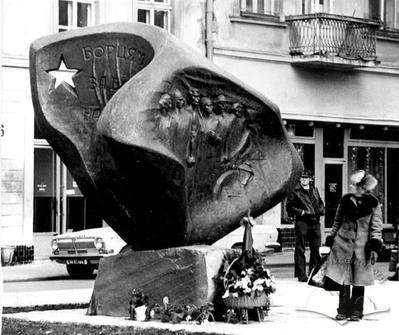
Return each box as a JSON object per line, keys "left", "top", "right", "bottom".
{"left": 30, "top": 23, "right": 302, "bottom": 317}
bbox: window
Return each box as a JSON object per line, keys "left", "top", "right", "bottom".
{"left": 34, "top": 148, "right": 57, "bottom": 232}
{"left": 284, "top": 120, "right": 314, "bottom": 137}
{"left": 137, "top": 0, "right": 171, "bottom": 31}
{"left": 369, "top": 0, "right": 399, "bottom": 30}
{"left": 348, "top": 146, "right": 385, "bottom": 220}
{"left": 350, "top": 125, "right": 399, "bottom": 141}
{"left": 301, "top": 0, "right": 332, "bottom": 14}
{"left": 240, "top": 0, "right": 283, "bottom": 17}
{"left": 293, "top": 143, "right": 315, "bottom": 173}
{"left": 323, "top": 125, "right": 344, "bottom": 158}
{"left": 58, "top": 0, "right": 95, "bottom": 32}
{"left": 384, "top": 0, "right": 399, "bottom": 29}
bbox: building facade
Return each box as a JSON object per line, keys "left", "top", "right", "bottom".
{"left": 1, "top": 0, "right": 398, "bottom": 259}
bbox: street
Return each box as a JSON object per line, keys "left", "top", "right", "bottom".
{"left": 3, "top": 278, "right": 94, "bottom": 293}
{"left": 2, "top": 261, "right": 391, "bottom": 294}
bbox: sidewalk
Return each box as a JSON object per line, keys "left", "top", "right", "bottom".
{"left": 2, "top": 251, "right": 398, "bottom": 334}
{"left": 3, "top": 278, "right": 398, "bottom": 335}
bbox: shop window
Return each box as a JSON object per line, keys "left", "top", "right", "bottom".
{"left": 348, "top": 146, "right": 385, "bottom": 220}
{"left": 137, "top": 0, "right": 171, "bottom": 31}
{"left": 350, "top": 125, "right": 399, "bottom": 142}
{"left": 240, "top": 0, "right": 283, "bottom": 18}
{"left": 387, "top": 148, "right": 399, "bottom": 225}
{"left": 65, "top": 170, "right": 102, "bottom": 231}
{"left": 285, "top": 121, "right": 314, "bottom": 137}
{"left": 323, "top": 125, "right": 344, "bottom": 158}
{"left": 293, "top": 143, "right": 315, "bottom": 172}
{"left": 58, "top": 0, "right": 95, "bottom": 32}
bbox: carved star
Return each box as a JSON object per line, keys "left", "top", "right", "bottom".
{"left": 47, "top": 59, "right": 79, "bottom": 89}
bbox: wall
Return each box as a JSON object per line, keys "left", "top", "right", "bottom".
{"left": 333, "top": 0, "right": 369, "bottom": 18}
{"left": 214, "top": 54, "right": 399, "bottom": 126}
{"left": 0, "top": 66, "right": 33, "bottom": 246}
{"left": 0, "top": 0, "right": 54, "bottom": 247}
{"left": 98, "top": 0, "right": 133, "bottom": 23}
{"left": 177, "top": 0, "right": 207, "bottom": 54}
{"left": 377, "top": 38, "right": 399, "bottom": 67}
{"left": 2, "top": 0, "right": 54, "bottom": 58}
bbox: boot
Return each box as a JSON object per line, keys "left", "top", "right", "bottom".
{"left": 388, "top": 267, "right": 399, "bottom": 281}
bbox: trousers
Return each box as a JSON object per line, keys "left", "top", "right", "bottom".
{"left": 338, "top": 285, "right": 365, "bottom": 317}
{"left": 294, "top": 220, "right": 321, "bottom": 278}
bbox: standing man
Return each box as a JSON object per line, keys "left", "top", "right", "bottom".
{"left": 286, "top": 169, "right": 325, "bottom": 282}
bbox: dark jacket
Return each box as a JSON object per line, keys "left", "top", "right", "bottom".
{"left": 325, "top": 193, "right": 383, "bottom": 286}
{"left": 286, "top": 184, "right": 325, "bottom": 222}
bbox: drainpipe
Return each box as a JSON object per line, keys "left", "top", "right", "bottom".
{"left": 205, "top": 0, "right": 214, "bottom": 60}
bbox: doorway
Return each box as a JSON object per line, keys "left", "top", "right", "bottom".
{"left": 324, "top": 162, "right": 343, "bottom": 229}
{"left": 33, "top": 146, "right": 102, "bottom": 236}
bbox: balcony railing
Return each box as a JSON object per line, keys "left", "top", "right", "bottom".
{"left": 286, "top": 13, "right": 381, "bottom": 61}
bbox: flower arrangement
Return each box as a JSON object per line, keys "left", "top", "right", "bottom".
{"left": 127, "top": 291, "right": 215, "bottom": 325}
{"left": 222, "top": 250, "right": 276, "bottom": 309}
{"left": 160, "top": 299, "right": 215, "bottom": 324}
{"left": 223, "top": 267, "right": 276, "bottom": 298}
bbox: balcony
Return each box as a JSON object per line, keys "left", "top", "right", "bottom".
{"left": 286, "top": 13, "right": 381, "bottom": 68}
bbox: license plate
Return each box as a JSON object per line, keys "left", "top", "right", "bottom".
{"left": 66, "top": 259, "right": 87, "bottom": 265}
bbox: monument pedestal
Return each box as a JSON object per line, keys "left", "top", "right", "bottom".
{"left": 87, "top": 245, "right": 237, "bottom": 317}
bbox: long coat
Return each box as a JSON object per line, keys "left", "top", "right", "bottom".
{"left": 325, "top": 193, "right": 383, "bottom": 286}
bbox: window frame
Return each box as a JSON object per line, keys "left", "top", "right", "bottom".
{"left": 301, "top": 0, "right": 333, "bottom": 14}
{"left": 383, "top": 0, "right": 399, "bottom": 30}
{"left": 57, "top": 0, "right": 96, "bottom": 32}
{"left": 240, "top": 0, "right": 282, "bottom": 20}
{"left": 136, "top": 0, "right": 172, "bottom": 31}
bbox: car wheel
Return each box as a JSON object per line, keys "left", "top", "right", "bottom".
{"left": 66, "top": 264, "right": 95, "bottom": 279}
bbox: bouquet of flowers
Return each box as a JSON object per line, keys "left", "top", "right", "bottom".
{"left": 222, "top": 250, "right": 276, "bottom": 309}
{"left": 221, "top": 211, "right": 277, "bottom": 312}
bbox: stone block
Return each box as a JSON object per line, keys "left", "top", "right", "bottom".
{"left": 88, "top": 245, "right": 237, "bottom": 317}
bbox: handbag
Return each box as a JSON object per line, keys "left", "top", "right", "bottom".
{"left": 308, "top": 262, "right": 327, "bottom": 288}
{"left": 308, "top": 250, "right": 342, "bottom": 291}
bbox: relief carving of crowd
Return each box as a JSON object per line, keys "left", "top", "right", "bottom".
{"left": 155, "top": 87, "right": 259, "bottom": 201}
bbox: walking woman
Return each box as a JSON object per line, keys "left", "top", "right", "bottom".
{"left": 324, "top": 170, "right": 383, "bottom": 321}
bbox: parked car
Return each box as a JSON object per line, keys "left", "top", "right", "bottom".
{"left": 212, "top": 223, "right": 280, "bottom": 254}
{"left": 50, "top": 227, "right": 126, "bottom": 278}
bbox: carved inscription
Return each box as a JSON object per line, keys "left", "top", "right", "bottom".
{"left": 82, "top": 45, "right": 145, "bottom": 64}
{"left": 81, "top": 43, "right": 147, "bottom": 109}
{"left": 89, "top": 76, "right": 129, "bottom": 91}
